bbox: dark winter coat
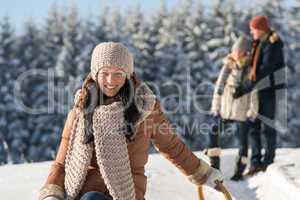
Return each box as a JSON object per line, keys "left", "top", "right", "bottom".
{"left": 235, "top": 31, "right": 286, "bottom": 102}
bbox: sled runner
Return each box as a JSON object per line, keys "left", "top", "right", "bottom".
{"left": 198, "top": 180, "right": 232, "bottom": 200}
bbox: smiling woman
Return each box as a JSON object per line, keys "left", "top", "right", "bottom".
{"left": 90, "top": 41, "right": 134, "bottom": 97}
{"left": 37, "top": 41, "right": 224, "bottom": 200}
{"left": 97, "top": 67, "right": 127, "bottom": 97}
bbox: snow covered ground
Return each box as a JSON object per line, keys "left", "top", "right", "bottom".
{"left": 0, "top": 148, "right": 299, "bottom": 200}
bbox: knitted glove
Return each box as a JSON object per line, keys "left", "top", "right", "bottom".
{"left": 204, "top": 168, "right": 224, "bottom": 191}
{"left": 38, "top": 184, "right": 64, "bottom": 200}
{"left": 188, "top": 160, "right": 211, "bottom": 185}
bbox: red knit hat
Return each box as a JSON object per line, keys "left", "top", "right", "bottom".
{"left": 249, "top": 16, "right": 270, "bottom": 32}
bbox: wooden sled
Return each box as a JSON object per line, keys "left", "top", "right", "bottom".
{"left": 198, "top": 180, "right": 232, "bottom": 200}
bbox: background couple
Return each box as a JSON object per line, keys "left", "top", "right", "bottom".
{"left": 208, "top": 15, "right": 285, "bottom": 181}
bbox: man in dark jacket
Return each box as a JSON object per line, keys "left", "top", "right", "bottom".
{"left": 233, "top": 16, "right": 286, "bottom": 176}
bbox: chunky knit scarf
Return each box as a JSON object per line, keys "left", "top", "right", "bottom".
{"left": 64, "top": 84, "right": 156, "bottom": 200}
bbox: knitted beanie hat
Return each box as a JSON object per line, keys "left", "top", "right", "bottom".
{"left": 249, "top": 16, "right": 270, "bottom": 32}
{"left": 90, "top": 42, "right": 134, "bottom": 80}
{"left": 231, "top": 35, "right": 251, "bottom": 53}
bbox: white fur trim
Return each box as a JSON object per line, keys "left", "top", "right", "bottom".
{"left": 206, "top": 148, "right": 222, "bottom": 157}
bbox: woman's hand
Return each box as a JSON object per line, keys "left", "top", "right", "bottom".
{"left": 204, "top": 168, "right": 224, "bottom": 191}
{"left": 233, "top": 86, "right": 243, "bottom": 98}
{"left": 247, "top": 117, "right": 256, "bottom": 123}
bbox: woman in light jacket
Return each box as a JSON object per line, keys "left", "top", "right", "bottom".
{"left": 38, "top": 42, "right": 223, "bottom": 200}
{"left": 209, "top": 36, "right": 259, "bottom": 181}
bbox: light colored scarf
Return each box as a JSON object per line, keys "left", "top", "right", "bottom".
{"left": 64, "top": 84, "right": 156, "bottom": 200}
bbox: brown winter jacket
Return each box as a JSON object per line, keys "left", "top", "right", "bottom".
{"left": 40, "top": 96, "right": 211, "bottom": 200}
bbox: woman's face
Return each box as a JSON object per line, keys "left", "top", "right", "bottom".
{"left": 232, "top": 49, "right": 247, "bottom": 60}
{"left": 97, "top": 66, "right": 127, "bottom": 97}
